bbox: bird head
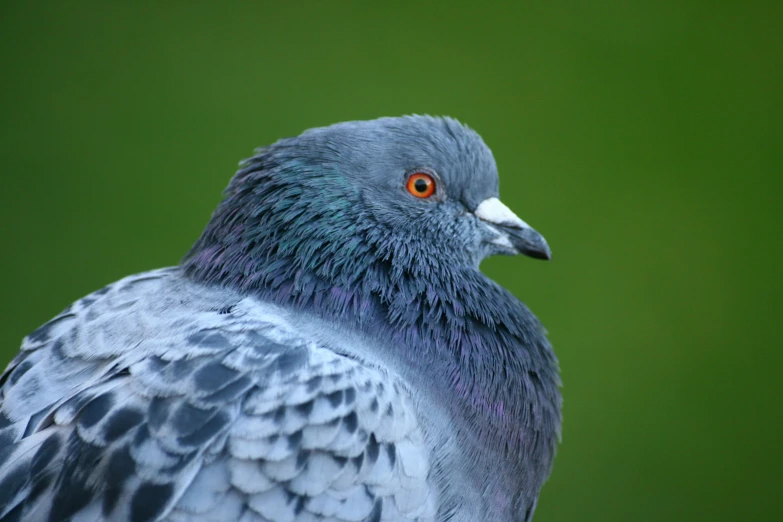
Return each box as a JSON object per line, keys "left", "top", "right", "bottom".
{"left": 185, "top": 115, "right": 550, "bottom": 290}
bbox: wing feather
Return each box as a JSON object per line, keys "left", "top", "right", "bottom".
{"left": 0, "top": 269, "right": 436, "bottom": 521}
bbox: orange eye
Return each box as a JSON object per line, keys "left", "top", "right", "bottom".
{"left": 406, "top": 172, "right": 436, "bottom": 198}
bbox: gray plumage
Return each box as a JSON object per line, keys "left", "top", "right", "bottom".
{"left": 0, "top": 116, "right": 561, "bottom": 522}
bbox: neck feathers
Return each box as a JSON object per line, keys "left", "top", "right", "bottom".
{"left": 182, "top": 154, "right": 561, "bottom": 487}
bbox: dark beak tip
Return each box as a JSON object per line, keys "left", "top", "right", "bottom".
{"left": 508, "top": 226, "right": 552, "bottom": 261}
{"left": 525, "top": 246, "right": 552, "bottom": 261}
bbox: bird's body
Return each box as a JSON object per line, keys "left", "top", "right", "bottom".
{"left": 0, "top": 116, "right": 561, "bottom": 522}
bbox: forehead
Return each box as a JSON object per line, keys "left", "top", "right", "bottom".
{"left": 304, "top": 116, "right": 500, "bottom": 208}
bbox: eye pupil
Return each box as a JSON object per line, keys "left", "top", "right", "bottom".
{"left": 414, "top": 179, "right": 428, "bottom": 193}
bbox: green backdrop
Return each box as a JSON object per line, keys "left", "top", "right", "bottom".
{"left": 1, "top": 2, "right": 780, "bottom": 521}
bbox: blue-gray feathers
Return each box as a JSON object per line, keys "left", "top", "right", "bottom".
{"left": 1, "top": 116, "right": 560, "bottom": 522}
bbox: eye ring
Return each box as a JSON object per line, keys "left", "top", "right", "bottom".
{"left": 406, "top": 172, "right": 436, "bottom": 198}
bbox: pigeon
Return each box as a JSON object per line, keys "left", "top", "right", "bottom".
{"left": 0, "top": 115, "right": 561, "bottom": 522}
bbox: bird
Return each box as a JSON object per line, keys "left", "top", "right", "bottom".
{"left": 0, "top": 115, "right": 561, "bottom": 522}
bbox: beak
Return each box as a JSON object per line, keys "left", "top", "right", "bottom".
{"left": 474, "top": 197, "right": 552, "bottom": 260}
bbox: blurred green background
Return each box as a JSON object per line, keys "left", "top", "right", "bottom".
{"left": 1, "top": 2, "right": 781, "bottom": 521}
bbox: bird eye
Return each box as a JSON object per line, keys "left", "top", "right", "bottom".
{"left": 406, "top": 172, "right": 436, "bottom": 198}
